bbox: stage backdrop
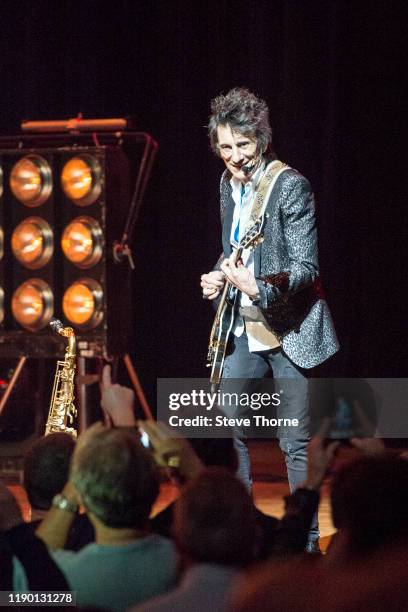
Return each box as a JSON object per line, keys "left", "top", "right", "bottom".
{"left": 0, "top": 0, "right": 405, "bottom": 410}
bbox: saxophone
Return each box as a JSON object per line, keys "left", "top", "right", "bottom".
{"left": 45, "top": 318, "right": 77, "bottom": 437}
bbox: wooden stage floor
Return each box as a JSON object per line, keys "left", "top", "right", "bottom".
{"left": 152, "top": 439, "right": 336, "bottom": 550}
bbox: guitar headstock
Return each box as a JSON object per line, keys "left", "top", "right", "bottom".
{"left": 239, "top": 213, "right": 268, "bottom": 251}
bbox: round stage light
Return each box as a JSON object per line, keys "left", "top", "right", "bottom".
{"left": 0, "top": 226, "right": 3, "bottom": 261}
{"left": 61, "top": 216, "right": 103, "bottom": 268}
{"left": 11, "top": 217, "right": 54, "bottom": 269}
{"left": 9, "top": 155, "right": 52, "bottom": 207}
{"left": 62, "top": 278, "right": 103, "bottom": 329}
{"left": 12, "top": 279, "right": 53, "bottom": 331}
{"left": 61, "top": 155, "right": 101, "bottom": 206}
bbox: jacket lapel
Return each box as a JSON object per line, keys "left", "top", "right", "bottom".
{"left": 222, "top": 194, "right": 235, "bottom": 256}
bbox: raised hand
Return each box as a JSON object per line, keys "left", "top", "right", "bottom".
{"left": 100, "top": 365, "right": 136, "bottom": 427}
{"left": 138, "top": 420, "right": 203, "bottom": 481}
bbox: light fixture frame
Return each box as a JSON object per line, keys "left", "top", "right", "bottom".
{"left": 0, "top": 130, "right": 157, "bottom": 359}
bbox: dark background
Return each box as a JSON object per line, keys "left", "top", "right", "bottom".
{"left": 0, "top": 0, "right": 406, "bottom": 411}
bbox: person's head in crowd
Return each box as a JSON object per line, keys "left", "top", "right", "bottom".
{"left": 161, "top": 437, "right": 238, "bottom": 489}
{"left": 173, "top": 468, "right": 255, "bottom": 568}
{"left": 189, "top": 437, "right": 238, "bottom": 472}
{"left": 70, "top": 427, "right": 159, "bottom": 531}
{"left": 331, "top": 454, "right": 408, "bottom": 554}
{"left": 0, "top": 481, "right": 23, "bottom": 533}
{"left": 24, "top": 433, "right": 75, "bottom": 513}
{"left": 228, "top": 542, "right": 408, "bottom": 612}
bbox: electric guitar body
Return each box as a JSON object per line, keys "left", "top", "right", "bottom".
{"left": 207, "top": 215, "right": 267, "bottom": 386}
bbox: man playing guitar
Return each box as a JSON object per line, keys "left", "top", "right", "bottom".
{"left": 201, "top": 87, "right": 339, "bottom": 553}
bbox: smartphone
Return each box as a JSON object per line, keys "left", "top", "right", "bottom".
{"left": 139, "top": 429, "right": 150, "bottom": 449}
{"left": 310, "top": 378, "right": 377, "bottom": 440}
{"left": 328, "top": 396, "right": 356, "bottom": 440}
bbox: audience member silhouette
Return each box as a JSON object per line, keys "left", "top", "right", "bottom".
{"left": 133, "top": 468, "right": 255, "bottom": 612}
{"left": 23, "top": 432, "right": 94, "bottom": 550}
{"left": 327, "top": 453, "right": 408, "bottom": 561}
{"left": 14, "top": 424, "right": 178, "bottom": 612}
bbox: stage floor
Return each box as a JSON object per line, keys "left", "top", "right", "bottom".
{"left": 151, "top": 439, "right": 336, "bottom": 550}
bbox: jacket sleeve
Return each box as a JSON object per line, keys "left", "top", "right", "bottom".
{"left": 212, "top": 251, "right": 225, "bottom": 272}
{"left": 256, "top": 172, "right": 319, "bottom": 309}
{"left": 211, "top": 169, "right": 231, "bottom": 271}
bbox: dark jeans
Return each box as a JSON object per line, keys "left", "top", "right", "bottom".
{"left": 221, "top": 332, "right": 318, "bottom": 541}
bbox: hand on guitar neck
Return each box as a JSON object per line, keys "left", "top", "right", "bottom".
{"left": 204, "top": 217, "right": 266, "bottom": 383}
{"left": 201, "top": 250, "right": 260, "bottom": 301}
{"left": 220, "top": 250, "right": 260, "bottom": 300}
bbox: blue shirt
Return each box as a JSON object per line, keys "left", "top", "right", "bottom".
{"left": 14, "top": 534, "right": 177, "bottom": 612}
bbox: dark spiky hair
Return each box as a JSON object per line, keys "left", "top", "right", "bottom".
{"left": 208, "top": 87, "right": 272, "bottom": 156}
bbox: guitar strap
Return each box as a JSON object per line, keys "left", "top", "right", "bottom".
{"left": 242, "top": 160, "right": 291, "bottom": 348}
{"left": 248, "top": 159, "right": 290, "bottom": 225}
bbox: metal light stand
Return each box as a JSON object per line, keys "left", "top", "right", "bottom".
{"left": 0, "top": 118, "right": 159, "bottom": 433}
{"left": 73, "top": 126, "right": 159, "bottom": 429}
{"left": 0, "top": 357, "right": 27, "bottom": 418}
{"left": 107, "top": 132, "right": 158, "bottom": 425}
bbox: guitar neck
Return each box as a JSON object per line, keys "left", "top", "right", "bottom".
{"left": 215, "top": 277, "right": 231, "bottom": 323}
{"left": 235, "top": 245, "right": 244, "bottom": 260}
{"left": 214, "top": 248, "right": 244, "bottom": 324}
{"left": 207, "top": 220, "right": 266, "bottom": 380}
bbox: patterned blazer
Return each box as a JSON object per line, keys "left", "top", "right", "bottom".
{"left": 216, "top": 165, "right": 339, "bottom": 369}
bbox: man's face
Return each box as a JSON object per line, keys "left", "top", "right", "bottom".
{"left": 216, "top": 124, "right": 258, "bottom": 183}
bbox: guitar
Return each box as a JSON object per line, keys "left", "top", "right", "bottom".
{"left": 206, "top": 215, "right": 267, "bottom": 386}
